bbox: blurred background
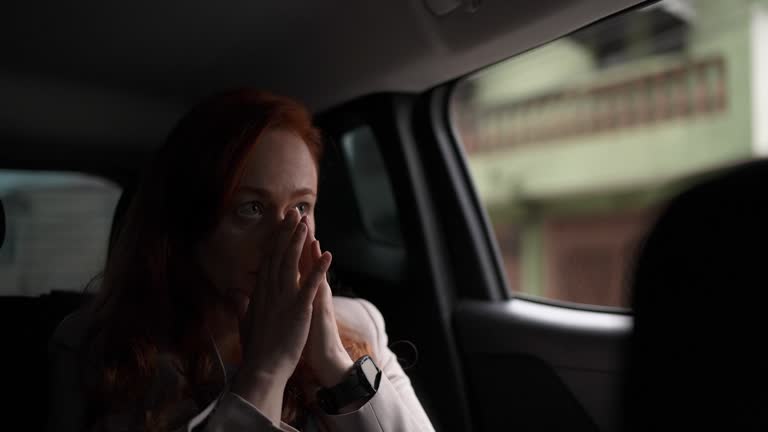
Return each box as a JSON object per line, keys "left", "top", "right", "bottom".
{"left": 451, "top": 0, "right": 767, "bottom": 308}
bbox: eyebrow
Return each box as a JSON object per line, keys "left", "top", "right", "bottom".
{"left": 236, "top": 186, "right": 316, "bottom": 200}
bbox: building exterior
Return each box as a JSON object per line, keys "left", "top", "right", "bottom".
{"left": 453, "top": 0, "right": 768, "bottom": 307}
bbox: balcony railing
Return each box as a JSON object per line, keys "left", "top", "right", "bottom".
{"left": 456, "top": 56, "right": 727, "bottom": 154}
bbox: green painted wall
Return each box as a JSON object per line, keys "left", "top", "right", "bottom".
{"left": 461, "top": 0, "right": 759, "bottom": 297}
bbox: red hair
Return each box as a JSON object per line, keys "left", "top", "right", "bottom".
{"left": 82, "top": 89, "right": 370, "bottom": 431}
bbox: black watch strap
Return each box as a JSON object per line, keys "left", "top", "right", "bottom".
{"left": 317, "top": 355, "right": 381, "bottom": 414}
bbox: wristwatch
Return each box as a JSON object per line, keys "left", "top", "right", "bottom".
{"left": 316, "top": 355, "right": 382, "bottom": 414}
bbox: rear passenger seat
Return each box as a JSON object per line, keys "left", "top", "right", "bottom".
{"left": 2, "top": 197, "right": 93, "bottom": 431}
{"left": 2, "top": 183, "right": 124, "bottom": 430}
{"left": 624, "top": 159, "right": 768, "bottom": 431}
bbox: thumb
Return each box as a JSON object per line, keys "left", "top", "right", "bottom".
{"left": 313, "top": 273, "right": 332, "bottom": 311}
{"left": 299, "top": 231, "right": 317, "bottom": 285}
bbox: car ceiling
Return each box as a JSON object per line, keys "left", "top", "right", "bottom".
{"left": 1, "top": 0, "right": 645, "bottom": 155}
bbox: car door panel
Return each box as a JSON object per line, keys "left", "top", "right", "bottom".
{"left": 455, "top": 299, "right": 631, "bottom": 431}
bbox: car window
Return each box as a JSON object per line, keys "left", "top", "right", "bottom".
{"left": 0, "top": 170, "right": 120, "bottom": 296}
{"left": 450, "top": 0, "right": 761, "bottom": 308}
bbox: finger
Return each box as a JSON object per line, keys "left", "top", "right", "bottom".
{"left": 313, "top": 273, "right": 331, "bottom": 310}
{"left": 270, "top": 208, "right": 301, "bottom": 285}
{"left": 237, "top": 295, "right": 251, "bottom": 320}
{"left": 239, "top": 295, "right": 254, "bottom": 356}
{"left": 299, "top": 238, "right": 319, "bottom": 288}
{"left": 240, "top": 296, "right": 252, "bottom": 332}
{"left": 297, "top": 252, "right": 332, "bottom": 309}
{"left": 313, "top": 239, "right": 322, "bottom": 260}
{"left": 298, "top": 216, "right": 314, "bottom": 276}
{"left": 281, "top": 218, "right": 308, "bottom": 292}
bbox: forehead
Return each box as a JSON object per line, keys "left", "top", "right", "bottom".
{"left": 238, "top": 128, "right": 318, "bottom": 193}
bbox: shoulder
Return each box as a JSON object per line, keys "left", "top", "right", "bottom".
{"left": 332, "top": 296, "right": 388, "bottom": 353}
{"left": 332, "top": 296, "right": 386, "bottom": 333}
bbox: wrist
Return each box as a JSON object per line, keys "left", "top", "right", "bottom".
{"left": 316, "top": 355, "right": 381, "bottom": 415}
{"left": 317, "top": 351, "right": 354, "bottom": 388}
{"left": 233, "top": 367, "right": 289, "bottom": 395}
{"left": 231, "top": 369, "right": 288, "bottom": 426}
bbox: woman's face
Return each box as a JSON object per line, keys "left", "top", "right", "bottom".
{"left": 198, "top": 128, "right": 318, "bottom": 312}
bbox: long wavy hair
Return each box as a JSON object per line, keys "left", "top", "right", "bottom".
{"left": 81, "top": 89, "right": 371, "bottom": 431}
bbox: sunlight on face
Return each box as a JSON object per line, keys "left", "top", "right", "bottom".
{"left": 198, "top": 128, "right": 318, "bottom": 310}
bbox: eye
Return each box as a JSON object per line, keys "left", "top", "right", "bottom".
{"left": 237, "top": 201, "right": 264, "bottom": 218}
{"left": 296, "top": 202, "right": 311, "bottom": 215}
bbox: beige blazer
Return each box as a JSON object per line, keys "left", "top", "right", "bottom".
{"left": 49, "top": 296, "right": 435, "bottom": 432}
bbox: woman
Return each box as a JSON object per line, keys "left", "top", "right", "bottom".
{"left": 48, "top": 89, "right": 435, "bottom": 431}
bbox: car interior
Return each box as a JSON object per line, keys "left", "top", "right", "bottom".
{"left": 3, "top": 0, "right": 765, "bottom": 431}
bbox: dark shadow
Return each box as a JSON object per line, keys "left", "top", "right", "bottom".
{"left": 623, "top": 158, "right": 768, "bottom": 431}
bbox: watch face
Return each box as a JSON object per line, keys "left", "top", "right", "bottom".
{"left": 360, "top": 358, "right": 380, "bottom": 389}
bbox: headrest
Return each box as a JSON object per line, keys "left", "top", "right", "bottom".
{"left": 632, "top": 158, "right": 768, "bottom": 318}
{"left": 625, "top": 158, "right": 768, "bottom": 430}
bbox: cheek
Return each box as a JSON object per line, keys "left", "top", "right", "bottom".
{"left": 225, "top": 223, "right": 271, "bottom": 271}
{"left": 241, "top": 233, "right": 268, "bottom": 272}
{"left": 199, "top": 235, "right": 238, "bottom": 285}
{"left": 199, "top": 221, "right": 271, "bottom": 289}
